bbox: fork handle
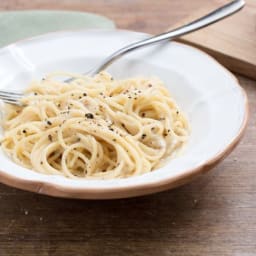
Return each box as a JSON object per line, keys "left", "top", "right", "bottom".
{"left": 89, "top": 0, "right": 245, "bottom": 76}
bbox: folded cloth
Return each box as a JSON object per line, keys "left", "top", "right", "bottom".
{"left": 0, "top": 10, "right": 115, "bottom": 47}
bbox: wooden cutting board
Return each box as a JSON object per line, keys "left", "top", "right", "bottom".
{"left": 172, "top": 0, "right": 256, "bottom": 80}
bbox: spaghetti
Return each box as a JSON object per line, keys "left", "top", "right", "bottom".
{"left": 1, "top": 72, "right": 189, "bottom": 179}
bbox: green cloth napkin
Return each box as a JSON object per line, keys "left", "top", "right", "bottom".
{"left": 0, "top": 10, "right": 115, "bottom": 47}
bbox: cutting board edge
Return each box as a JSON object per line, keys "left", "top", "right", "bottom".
{"left": 176, "top": 38, "right": 256, "bottom": 80}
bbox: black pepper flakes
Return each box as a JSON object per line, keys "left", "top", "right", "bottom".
{"left": 48, "top": 134, "right": 53, "bottom": 142}
{"left": 148, "top": 84, "right": 152, "bottom": 87}
{"left": 141, "top": 113, "right": 145, "bottom": 117}
{"left": 141, "top": 134, "right": 146, "bottom": 139}
{"left": 34, "top": 92, "right": 38, "bottom": 96}
{"left": 47, "top": 120, "right": 52, "bottom": 126}
{"left": 83, "top": 93, "right": 87, "bottom": 96}
{"left": 85, "top": 113, "right": 94, "bottom": 119}
{"left": 22, "top": 129, "right": 26, "bottom": 134}
{"left": 176, "top": 111, "right": 179, "bottom": 114}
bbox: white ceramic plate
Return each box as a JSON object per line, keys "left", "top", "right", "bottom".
{"left": 0, "top": 29, "right": 248, "bottom": 199}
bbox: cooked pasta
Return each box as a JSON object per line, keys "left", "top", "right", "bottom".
{"left": 0, "top": 72, "right": 189, "bottom": 179}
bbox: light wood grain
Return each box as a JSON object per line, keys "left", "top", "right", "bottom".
{"left": 0, "top": 1, "right": 255, "bottom": 256}
{"left": 172, "top": 0, "right": 256, "bottom": 80}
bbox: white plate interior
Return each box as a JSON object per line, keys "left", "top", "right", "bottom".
{"left": 0, "top": 29, "right": 247, "bottom": 189}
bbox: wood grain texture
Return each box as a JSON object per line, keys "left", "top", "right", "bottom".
{"left": 0, "top": 1, "right": 255, "bottom": 255}
{"left": 172, "top": 0, "right": 256, "bottom": 80}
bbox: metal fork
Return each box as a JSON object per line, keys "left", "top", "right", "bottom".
{"left": 0, "top": 90, "right": 24, "bottom": 105}
{"left": 0, "top": 0, "right": 245, "bottom": 106}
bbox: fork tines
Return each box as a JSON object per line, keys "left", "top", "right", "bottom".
{"left": 0, "top": 90, "right": 23, "bottom": 105}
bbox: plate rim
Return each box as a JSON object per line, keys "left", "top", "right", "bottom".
{"left": 0, "top": 29, "right": 249, "bottom": 199}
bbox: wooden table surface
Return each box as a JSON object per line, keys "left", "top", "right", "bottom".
{"left": 0, "top": 1, "right": 255, "bottom": 255}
